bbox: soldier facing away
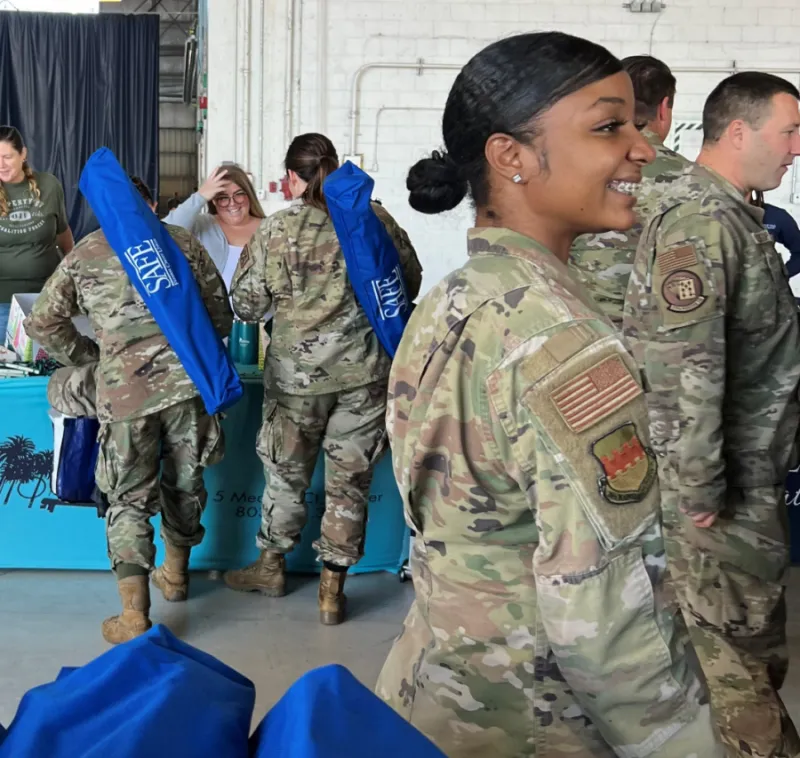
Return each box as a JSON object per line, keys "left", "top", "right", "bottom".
{"left": 623, "top": 72, "right": 800, "bottom": 756}
{"left": 224, "top": 133, "right": 422, "bottom": 625}
{"left": 25, "top": 177, "right": 233, "bottom": 644}
{"left": 375, "top": 32, "right": 724, "bottom": 757}
{"left": 570, "top": 55, "right": 692, "bottom": 326}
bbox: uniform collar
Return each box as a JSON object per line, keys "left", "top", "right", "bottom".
{"left": 692, "top": 164, "right": 764, "bottom": 224}
{"left": 642, "top": 128, "right": 664, "bottom": 147}
{"left": 467, "top": 227, "right": 563, "bottom": 266}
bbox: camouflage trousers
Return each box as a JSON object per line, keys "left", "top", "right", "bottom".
{"left": 95, "top": 397, "right": 225, "bottom": 575}
{"left": 256, "top": 381, "right": 388, "bottom": 567}
{"left": 660, "top": 486, "right": 800, "bottom": 758}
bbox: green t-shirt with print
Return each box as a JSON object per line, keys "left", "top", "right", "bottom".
{"left": 0, "top": 171, "right": 69, "bottom": 303}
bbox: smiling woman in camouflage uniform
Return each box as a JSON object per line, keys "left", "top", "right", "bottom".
{"left": 224, "top": 133, "right": 422, "bottom": 625}
{"left": 375, "top": 32, "right": 724, "bottom": 757}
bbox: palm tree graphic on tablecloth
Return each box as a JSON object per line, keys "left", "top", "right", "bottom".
{"left": 0, "top": 435, "right": 54, "bottom": 508}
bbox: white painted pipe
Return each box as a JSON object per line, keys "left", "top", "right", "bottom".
{"left": 283, "top": 0, "right": 295, "bottom": 150}
{"left": 370, "top": 106, "right": 441, "bottom": 171}
{"left": 242, "top": 0, "right": 252, "bottom": 170}
{"left": 258, "top": 0, "right": 266, "bottom": 187}
{"left": 317, "top": 0, "right": 328, "bottom": 133}
{"left": 348, "top": 61, "right": 800, "bottom": 158}
{"left": 348, "top": 62, "right": 461, "bottom": 157}
{"left": 292, "top": 0, "right": 303, "bottom": 137}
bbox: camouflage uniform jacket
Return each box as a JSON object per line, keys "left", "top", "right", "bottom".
{"left": 230, "top": 202, "right": 422, "bottom": 395}
{"left": 623, "top": 164, "right": 800, "bottom": 519}
{"left": 25, "top": 226, "right": 233, "bottom": 423}
{"left": 570, "top": 130, "right": 693, "bottom": 326}
{"left": 376, "top": 228, "right": 719, "bottom": 757}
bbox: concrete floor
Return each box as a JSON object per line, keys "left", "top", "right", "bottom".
{"left": 2, "top": 568, "right": 800, "bottom": 732}
{"left": 0, "top": 569, "right": 414, "bottom": 729}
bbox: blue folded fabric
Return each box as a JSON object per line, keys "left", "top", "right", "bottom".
{"left": 0, "top": 627, "right": 444, "bottom": 758}
{"left": 0, "top": 625, "right": 255, "bottom": 758}
{"left": 79, "top": 148, "right": 242, "bottom": 414}
{"left": 323, "top": 162, "right": 411, "bottom": 358}
{"left": 249, "top": 663, "right": 445, "bottom": 758}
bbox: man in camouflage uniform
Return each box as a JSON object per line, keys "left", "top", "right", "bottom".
{"left": 377, "top": 227, "right": 724, "bottom": 757}
{"left": 25, "top": 177, "right": 232, "bottom": 644}
{"left": 624, "top": 73, "right": 800, "bottom": 756}
{"left": 224, "top": 189, "right": 421, "bottom": 625}
{"left": 570, "top": 56, "right": 692, "bottom": 326}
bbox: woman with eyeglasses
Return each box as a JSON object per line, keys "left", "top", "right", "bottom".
{"left": 163, "top": 164, "right": 265, "bottom": 289}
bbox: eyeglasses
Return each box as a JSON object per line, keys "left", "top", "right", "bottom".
{"left": 215, "top": 190, "right": 248, "bottom": 208}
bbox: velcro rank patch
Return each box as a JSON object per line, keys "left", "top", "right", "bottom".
{"left": 543, "top": 323, "right": 594, "bottom": 364}
{"left": 550, "top": 355, "right": 642, "bottom": 434}
{"left": 752, "top": 229, "right": 773, "bottom": 245}
{"left": 237, "top": 245, "right": 254, "bottom": 273}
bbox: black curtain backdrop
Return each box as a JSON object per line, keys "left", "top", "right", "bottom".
{"left": 0, "top": 12, "right": 159, "bottom": 241}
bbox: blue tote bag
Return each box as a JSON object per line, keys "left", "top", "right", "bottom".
{"left": 323, "top": 162, "right": 411, "bottom": 358}
{"left": 79, "top": 148, "right": 242, "bottom": 415}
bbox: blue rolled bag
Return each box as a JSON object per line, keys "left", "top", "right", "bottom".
{"left": 0, "top": 626, "right": 255, "bottom": 758}
{"left": 78, "top": 148, "right": 242, "bottom": 415}
{"left": 322, "top": 162, "right": 412, "bottom": 358}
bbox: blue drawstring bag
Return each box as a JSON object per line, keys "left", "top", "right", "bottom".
{"left": 250, "top": 664, "right": 446, "bottom": 758}
{"left": 0, "top": 626, "right": 254, "bottom": 758}
{"left": 323, "top": 162, "right": 411, "bottom": 358}
{"left": 79, "top": 148, "right": 242, "bottom": 415}
{"left": 50, "top": 411, "right": 100, "bottom": 503}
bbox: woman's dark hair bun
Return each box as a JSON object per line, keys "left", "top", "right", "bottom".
{"left": 406, "top": 150, "right": 468, "bottom": 215}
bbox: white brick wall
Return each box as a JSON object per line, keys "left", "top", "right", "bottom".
{"left": 206, "top": 0, "right": 800, "bottom": 294}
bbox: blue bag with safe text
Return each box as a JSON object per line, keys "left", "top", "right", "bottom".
{"left": 323, "top": 162, "right": 411, "bottom": 358}
{"left": 79, "top": 148, "right": 242, "bottom": 414}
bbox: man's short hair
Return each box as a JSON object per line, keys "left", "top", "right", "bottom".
{"left": 703, "top": 71, "right": 800, "bottom": 144}
{"left": 622, "top": 55, "right": 676, "bottom": 123}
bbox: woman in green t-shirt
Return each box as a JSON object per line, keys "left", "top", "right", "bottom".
{"left": 0, "top": 126, "right": 74, "bottom": 340}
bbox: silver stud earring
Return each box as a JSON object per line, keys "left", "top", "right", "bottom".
{"left": 512, "top": 174, "right": 523, "bottom": 184}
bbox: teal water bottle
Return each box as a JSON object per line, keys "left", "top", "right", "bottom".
{"left": 229, "top": 320, "right": 242, "bottom": 362}
{"left": 237, "top": 322, "right": 258, "bottom": 365}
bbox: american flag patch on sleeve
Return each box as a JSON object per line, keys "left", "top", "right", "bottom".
{"left": 656, "top": 244, "right": 698, "bottom": 275}
{"left": 550, "top": 356, "right": 642, "bottom": 433}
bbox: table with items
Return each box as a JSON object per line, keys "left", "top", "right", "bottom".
{"left": 0, "top": 361, "right": 410, "bottom": 575}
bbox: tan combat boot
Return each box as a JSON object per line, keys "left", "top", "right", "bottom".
{"left": 102, "top": 575, "right": 153, "bottom": 645}
{"left": 151, "top": 543, "right": 191, "bottom": 602}
{"left": 318, "top": 567, "right": 347, "bottom": 625}
{"left": 223, "top": 551, "right": 286, "bottom": 597}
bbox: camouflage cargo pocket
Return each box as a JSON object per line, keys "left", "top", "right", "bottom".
{"left": 199, "top": 414, "right": 225, "bottom": 469}
{"left": 255, "top": 399, "right": 282, "bottom": 465}
{"left": 758, "top": 239, "right": 796, "bottom": 326}
{"left": 368, "top": 430, "right": 389, "bottom": 466}
{"left": 94, "top": 426, "right": 116, "bottom": 494}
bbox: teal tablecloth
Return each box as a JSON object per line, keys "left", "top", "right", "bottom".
{"left": 0, "top": 365, "right": 409, "bottom": 573}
